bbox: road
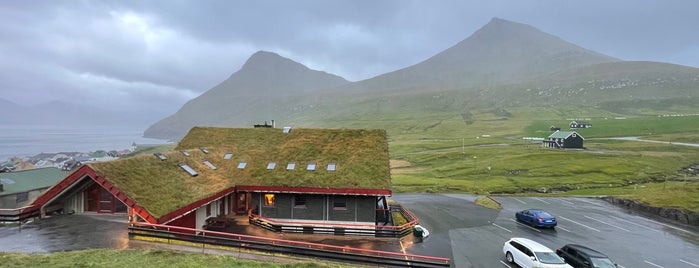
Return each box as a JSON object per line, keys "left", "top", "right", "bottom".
{"left": 393, "top": 194, "right": 699, "bottom": 268}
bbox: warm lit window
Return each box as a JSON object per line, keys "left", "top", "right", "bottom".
{"left": 264, "top": 194, "right": 275, "bottom": 206}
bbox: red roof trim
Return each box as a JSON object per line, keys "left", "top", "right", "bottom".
{"left": 235, "top": 185, "right": 391, "bottom": 196}
{"left": 157, "top": 187, "right": 236, "bottom": 224}
{"left": 30, "top": 165, "right": 159, "bottom": 223}
{"left": 31, "top": 165, "right": 95, "bottom": 208}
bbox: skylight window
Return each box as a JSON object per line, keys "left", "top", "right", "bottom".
{"left": 327, "top": 163, "right": 336, "bottom": 171}
{"left": 178, "top": 163, "right": 198, "bottom": 177}
{"left": 266, "top": 162, "right": 276, "bottom": 170}
{"left": 282, "top": 127, "right": 292, "bottom": 133}
{"left": 223, "top": 152, "right": 233, "bottom": 159}
{"left": 286, "top": 162, "right": 296, "bottom": 170}
{"left": 237, "top": 161, "right": 247, "bottom": 169}
{"left": 203, "top": 160, "right": 217, "bottom": 170}
{"left": 199, "top": 147, "right": 209, "bottom": 154}
{"left": 180, "top": 150, "right": 190, "bottom": 156}
{"left": 0, "top": 178, "right": 16, "bottom": 184}
{"left": 307, "top": 162, "right": 316, "bottom": 171}
{"left": 154, "top": 153, "right": 167, "bottom": 161}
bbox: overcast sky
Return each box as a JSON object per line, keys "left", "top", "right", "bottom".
{"left": 1, "top": 0, "right": 698, "bottom": 123}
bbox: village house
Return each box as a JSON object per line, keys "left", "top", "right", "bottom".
{"left": 29, "top": 127, "right": 395, "bottom": 236}
{"left": 569, "top": 120, "right": 592, "bottom": 129}
{"left": 542, "top": 130, "right": 585, "bottom": 149}
{"left": 0, "top": 167, "right": 67, "bottom": 221}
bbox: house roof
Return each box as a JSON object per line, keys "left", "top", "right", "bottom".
{"left": 0, "top": 167, "right": 67, "bottom": 196}
{"left": 87, "top": 127, "right": 391, "bottom": 219}
{"left": 570, "top": 120, "right": 591, "bottom": 124}
{"left": 548, "top": 131, "right": 584, "bottom": 140}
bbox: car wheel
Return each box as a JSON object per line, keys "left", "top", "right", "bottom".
{"left": 506, "top": 252, "right": 514, "bottom": 263}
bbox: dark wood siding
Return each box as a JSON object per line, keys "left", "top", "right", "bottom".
{"left": 252, "top": 193, "right": 377, "bottom": 223}
{"left": 564, "top": 136, "right": 584, "bottom": 149}
{"left": 292, "top": 195, "right": 324, "bottom": 220}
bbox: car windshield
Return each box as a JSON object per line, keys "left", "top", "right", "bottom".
{"left": 591, "top": 257, "right": 616, "bottom": 268}
{"left": 537, "top": 212, "right": 553, "bottom": 218}
{"left": 535, "top": 252, "right": 565, "bottom": 264}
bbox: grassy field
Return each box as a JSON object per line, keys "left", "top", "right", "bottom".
{"left": 373, "top": 108, "right": 699, "bottom": 213}
{"left": 0, "top": 249, "right": 345, "bottom": 268}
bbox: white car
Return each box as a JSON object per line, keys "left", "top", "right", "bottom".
{"left": 503, "top": 237, "right": 572, "bottom": 268}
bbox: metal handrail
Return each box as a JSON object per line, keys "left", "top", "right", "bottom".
{"left": 129, "top": 222, "right": 450, "bottom": 267}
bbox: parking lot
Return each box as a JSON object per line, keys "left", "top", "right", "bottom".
{"left": 2, "top": 194, "right": 698, "bottom": 268}
{"left": 393, "top": 194, "right": 699, "bottom": 268}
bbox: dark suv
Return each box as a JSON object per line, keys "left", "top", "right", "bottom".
{"left": 556, "top": 244, "right": 617, "bottom": 268}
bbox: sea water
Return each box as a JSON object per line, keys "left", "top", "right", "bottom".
{"left": 0, "top": 124, "right": 169, "bottom": 161}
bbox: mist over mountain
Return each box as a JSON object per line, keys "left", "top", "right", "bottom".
{"left": 145, "top": 18, "right": 699, "bottom": 140}
{"left": 143, "top": 51, "right": 350, "bottom": 139}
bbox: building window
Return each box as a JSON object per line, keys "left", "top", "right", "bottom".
{"left": 294, "top": 195, "right": 307, "bottom": 208}
{"left": 206, "top": 204, "right": 211, "bottom": 217}
{"left": 286, "top": 162, "right": 296, "bottom": 170}
{"left": 266, "top": 162, "right": 276, "bottom": 170}
{"left": 327, "top": 162, "right": 336, "bottom": 171}
{"left": 237, "top": 161, "right": 247, "bottom": 169}
{"left": 333, "top": 197, "right": 347, "bottom": 210}
{"left": 16, "top": 192, "right": 28, "bottom": 203}
{"left": 264, "top": 194, "right": 275, "bottom": 206}
{"left": 306, "top": 162, "right": 316, "bottom": 171}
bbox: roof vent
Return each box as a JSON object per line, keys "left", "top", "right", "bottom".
{"left": 154, "top": 153, "right": 167, "bottom": 161}
{"left": 180, "top": 150, "right": 190, "bottom": 156}
{"left": 179, "top": 163, "right": 198, "bottom": 177}
{"left": 200, "top": 147, "right": 209, "bottom": 154}
{"left": 282, "top": 127, "right": 292, "bottom": 133}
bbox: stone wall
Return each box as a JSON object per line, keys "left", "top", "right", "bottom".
{"left": 601, "top": 196, "right": 699, "bottom": 226}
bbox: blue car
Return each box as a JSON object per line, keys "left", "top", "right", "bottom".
{"left": 515, "top": 209, "right": 557, "bottom": 228}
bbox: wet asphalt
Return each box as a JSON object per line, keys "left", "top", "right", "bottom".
{"left": 1, "top": 194, "right": 698, "bottom": 268}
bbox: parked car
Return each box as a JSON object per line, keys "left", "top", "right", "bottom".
{"left": 503, "top": 237, "right": 572, "bottom": 268}
{"left": 516, "top": 209, "right": 557, "bottom": 228}
{"left": 556, "top": 244, "right": 618, "bottom": 268}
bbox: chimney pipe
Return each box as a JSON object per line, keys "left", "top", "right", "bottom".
{"left": 272, "top": 120, "right": 275, "bottom": 128}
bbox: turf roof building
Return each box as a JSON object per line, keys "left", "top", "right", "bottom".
{"left": 30, "top": 127, "right": 392, "bottom": 233}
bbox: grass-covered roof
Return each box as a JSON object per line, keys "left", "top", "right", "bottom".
{"left": 89, "top": 127, "right": 390, "bottom": 218}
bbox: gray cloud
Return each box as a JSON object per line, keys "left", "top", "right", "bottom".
{"left": 1, "top": 0, "right": 697, "bottom": 122}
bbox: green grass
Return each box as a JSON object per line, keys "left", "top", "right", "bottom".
{"left": 379, "top": 107, "right": 699, "bottom": 213}
{"left": 0, "top": 249, "right": 345, "bottom": 268}
{"left": 564, "top": 181, "right": 699, "bottom": 213}
{"left": 475, "top": 196, "right": 502, "bottom": 210}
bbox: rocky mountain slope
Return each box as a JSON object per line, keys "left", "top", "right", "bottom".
{"left": 144, "top": 18, "right": 699, "bottom": 140}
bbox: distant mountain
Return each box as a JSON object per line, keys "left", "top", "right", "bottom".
{"left": 343, "top": 17, "right": 619, "bottom": 93}
{"left": 143, "top": 51, "right": 350, "bottom": 139}
{"left": 144, "top": 18, "right": 699, "bottom": 140}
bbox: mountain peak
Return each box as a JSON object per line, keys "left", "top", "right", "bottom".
{"left": 238, "top": 50, "right": 308, "bottom": 74}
